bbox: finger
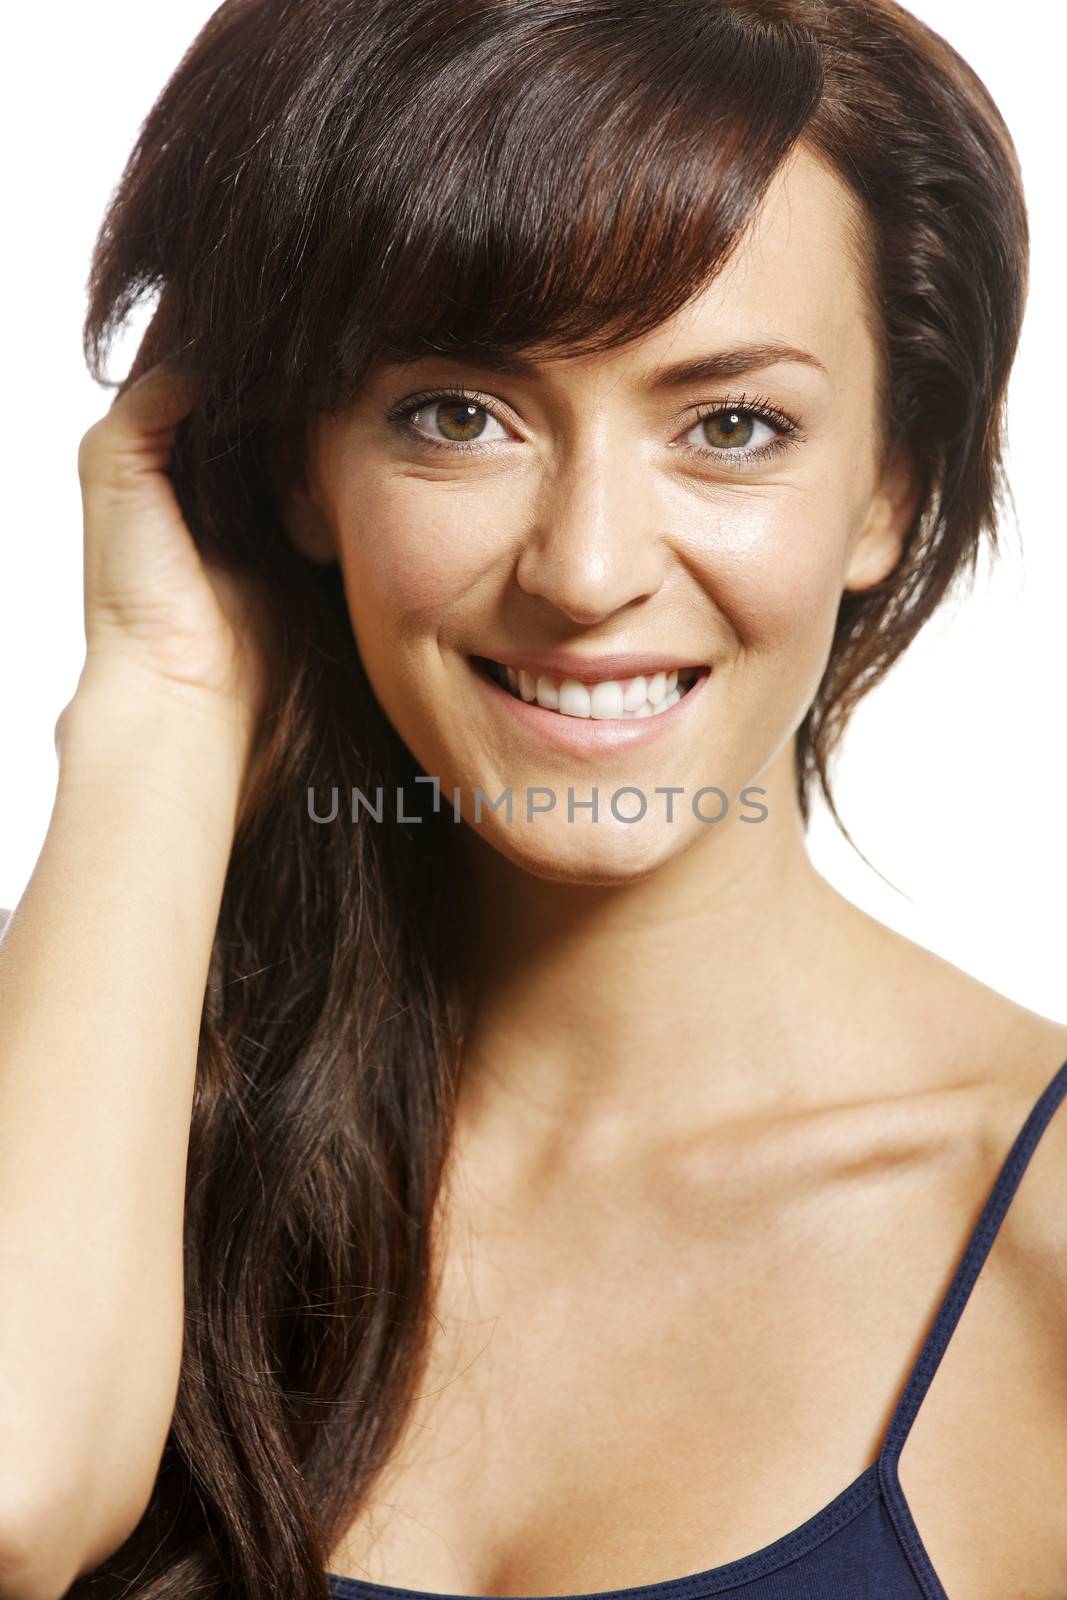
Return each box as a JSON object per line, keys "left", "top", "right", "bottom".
{"left": 80, "top": 362, "right": 202, "bottom": 484}
{"left": 107, "top": 360, "right": 202, "bottom": 442}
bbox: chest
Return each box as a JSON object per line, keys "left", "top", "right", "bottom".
{"left": 327, "top": 1130, "right": 1067, "bottom": 1599}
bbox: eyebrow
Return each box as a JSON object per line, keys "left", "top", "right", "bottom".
{"left": 393, "top": 339, "right": 827, "bottom": 388}
{"left": 644, "top": 341, "right": 828, "bottom": 389}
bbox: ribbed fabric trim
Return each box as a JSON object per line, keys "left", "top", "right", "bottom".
{"left": 326, "top": 1465, "right": 881, "bottom": 1600}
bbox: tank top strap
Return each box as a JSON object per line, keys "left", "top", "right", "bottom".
{"left": 879, "top": 1053, "right": 1067, "bottom": 1467}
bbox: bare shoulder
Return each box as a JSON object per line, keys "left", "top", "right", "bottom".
{"left": 911, "top": 948, "right": 1067, "bottom": 1328}
{"left": 982, "top": 1005, "right": 1067, "bottom": 1328}
{"left": 849, "top": 907, "right": 1067, "bottom": 1101}
{"left": 0, "top": 906, "right": 10, "bottom": 938}
{"left": 888, "top": 924, "right": 1067, "bottom": 1129}
{"left": 921, "top": 962, "right": 1067, "bottom": 1345}
{"left": 854, "top": 911, "right": 1067, "bottom": 1280}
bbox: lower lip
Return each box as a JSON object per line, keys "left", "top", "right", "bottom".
{"left": 468, "top": 657, "right": 711, "bottom": 755}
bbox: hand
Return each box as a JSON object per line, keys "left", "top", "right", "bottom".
{"left": 73, "top": 361, "right": 275, "bottom": 748}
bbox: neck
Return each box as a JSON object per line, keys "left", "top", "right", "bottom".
{"left": 452, "top": 742, "right": 885, "bottom": 1178}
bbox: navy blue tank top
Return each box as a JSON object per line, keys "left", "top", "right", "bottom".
{"left": 326, "top": 1055, "right": 1067, "bottom": 1600}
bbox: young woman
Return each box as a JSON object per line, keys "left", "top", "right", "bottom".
{"left": 1, "top": 2, "right": 1064, "bottom": 1598}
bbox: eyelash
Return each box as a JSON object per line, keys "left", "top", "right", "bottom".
{"left": 385, "top": 385, "right": 802, "bottom": 470}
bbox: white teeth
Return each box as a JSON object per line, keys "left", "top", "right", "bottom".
{"left": 622, "top": 675, "right": 647, "bottom": 711}
{"left": 646, "top": 671, "right": 668, "bottom": 706}
{"left": 487, "top": 659, "right": 703, "bottom": 720}
{"left": 590, "top": 681, "right": 625, "bottom": 719}
{"left": 558, "top": 679, "right": 592, "bottom": 717}
{"left": 535, "top": 674, "right": 560, "bottom": 710}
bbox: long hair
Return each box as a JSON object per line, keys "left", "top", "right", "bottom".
{"left": 73, "top": 1, "right": 1029, "bottom": 1594}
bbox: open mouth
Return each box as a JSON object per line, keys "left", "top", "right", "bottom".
{"left": 472, "top": 657, "right": 709, "bottom": 720}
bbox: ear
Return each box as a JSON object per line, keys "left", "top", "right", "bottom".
{"left": 280, "top": 479, "right": 337, "bottom": 565}
{"left": 843, "top": 439, "right": 920, "bottom": 592}
{"left": 271, "top": 422, "right": 338, "bottom": 566}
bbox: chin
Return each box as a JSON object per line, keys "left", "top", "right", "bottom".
{"left": 470, "top": 814, "right": 695, "bottom": 886}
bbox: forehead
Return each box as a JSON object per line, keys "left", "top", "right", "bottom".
{"left": 538, "top": 145, "right": 876, "bottom": 392}
{"left": 358, "top": 143, "right": 881, "bottom": 410}
{"left": 704, "top": 145, "right": 875, "bottom": 360}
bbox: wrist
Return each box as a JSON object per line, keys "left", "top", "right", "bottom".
{"left": 56, "top": 661, "right": 255, "bottom": 830}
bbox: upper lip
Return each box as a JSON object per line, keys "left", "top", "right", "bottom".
{"left": 476, "top": 651, "right": 709, "bottom": 684}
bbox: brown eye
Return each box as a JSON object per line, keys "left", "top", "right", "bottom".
{"left": 701, "top": 408, "right": 756, "bottom": 449}
{"left": 415, "top": 400, "right": 493, "bottom": 442}
{"left": 677, "top": 403, "right": 787, "bottom": 464}
{"left": 395, "top": 394, "right": 513, "bottom": 449}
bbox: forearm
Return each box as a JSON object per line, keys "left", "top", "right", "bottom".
{"left": 0, "top": 678, "right": 247, "bottom": 1589}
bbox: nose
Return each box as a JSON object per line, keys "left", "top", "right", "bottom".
{"left": 513, "top": 435, "right": 669, "bottom": 625}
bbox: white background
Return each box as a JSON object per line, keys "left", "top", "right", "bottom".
{"left": 1, "top": 3, "right": 1063, "bottom": 1021}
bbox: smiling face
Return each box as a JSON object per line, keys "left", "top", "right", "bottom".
{"left": 287, "top": 144, "right": 917, "bottom": 883}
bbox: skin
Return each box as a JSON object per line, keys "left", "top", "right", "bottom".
{"left": 286, "top": 142, "right": 928, "bottom": 1144}
{"left": 292, "top": 144, "right": 908, "bottom": 885}
{"left": 289, "top": 144, "right": 1067, "bottom": 1597}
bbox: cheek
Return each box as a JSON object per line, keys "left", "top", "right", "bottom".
{"left": 692, "top": 490, "right": 853, "bottom": 659}
{"left": 332, "top": 476, "right": 499, "bottom": 644}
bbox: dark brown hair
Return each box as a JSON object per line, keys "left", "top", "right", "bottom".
{"left": 73, "top": 1, "right": 1028, "bottom": 1595}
